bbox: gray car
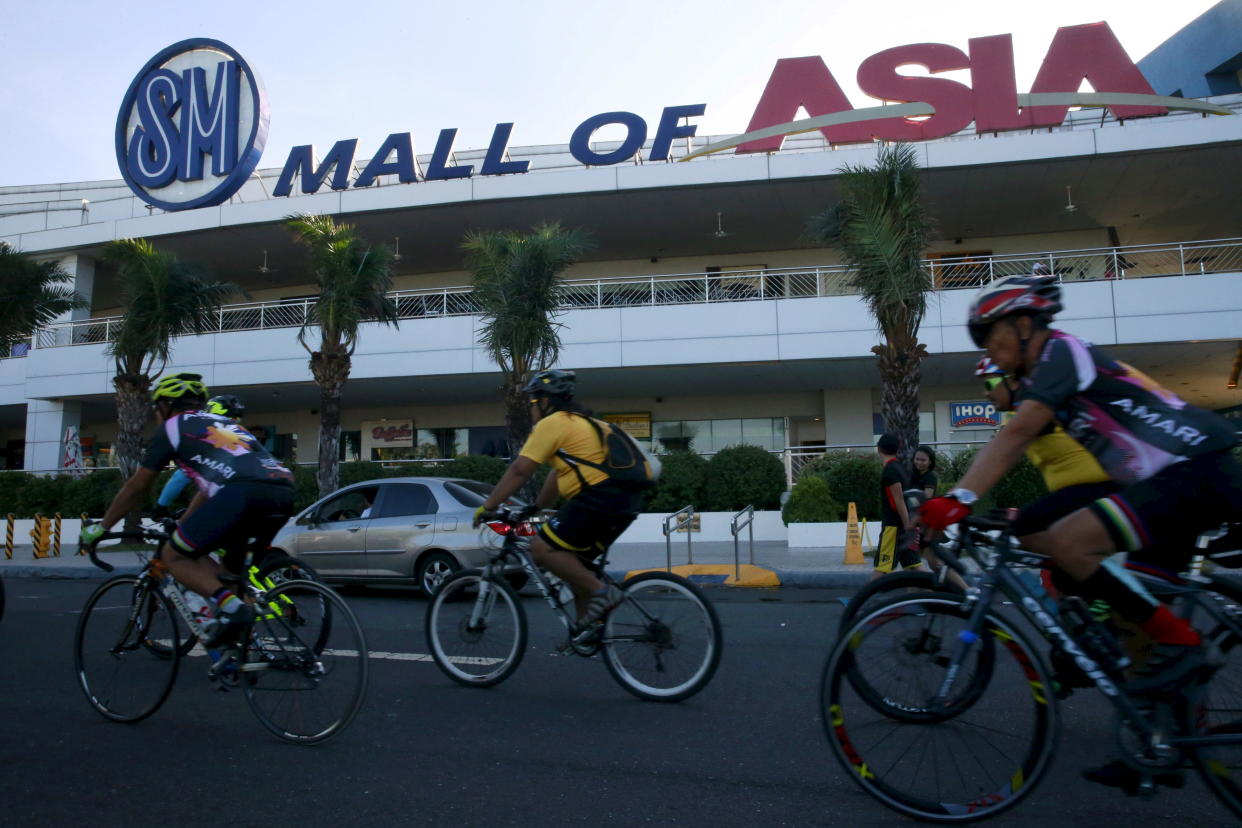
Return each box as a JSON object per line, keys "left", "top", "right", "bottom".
{"left": 271, "top": 477, "right": 521, "bottom": 595}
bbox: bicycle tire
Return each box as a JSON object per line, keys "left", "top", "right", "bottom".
{"left": 252, "top": 554, "right": 330, "bottom": 655}
{"left": 1186, "top": 577, "right": 1242, "bottom": 818}
{"left": 426, "top": 571, "right": 527, "bottom": 687}
{"left": 242, "top": 579, "right": 368, "bottom": 745}
{"left": 602, "top": 572, "right": 722, "bottom": 702}
{"left": 74, "top": 575, "right": 182, "bottom": 723}
{"left": 839, "top": 568, "right": 961, "bottom": 635}
{"left": 822, "top": 596, "right": 1058, "bottom": 823}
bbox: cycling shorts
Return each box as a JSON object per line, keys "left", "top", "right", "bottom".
{"left": 537, "top": 495, "right": 637, "bottom": 560}
{"left": 874, "top": 523, "right": 922, "bottom": 574}
{"left": 1087, "top": 449, "right": 1242, "bottom": 564}
{"left": 170, "top": 481, "right": 294, "bottom": 570}
{"left": 1012, "top": 482, "right": 1119, "bottom": 537}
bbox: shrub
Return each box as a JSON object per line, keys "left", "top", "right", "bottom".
{"left": 703, "top": 445, "right": 786, "bottom": 511}
{"left": 939, "top": 446, "right": 1048, "bottom": 513}
{"left": 0, "top": 471, "right": 26, "bottom": 516}
{"left": 15, "top": 474, "right": 71, "bottom": 517}
{"left": 799, "top": 451, "right": 884, "bottom": 520}
{"left": 781, "top": 475, "right": 842, "bottom": 524}
{"left": 645, "top": 450, "right": 708, "bottom": 513}
{"left": 444, "top": 455, "right": 508, "bottom": 484}
{"left": 61, "top": 470, "right": 124, "bottom": 517}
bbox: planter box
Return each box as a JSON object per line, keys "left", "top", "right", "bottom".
{"left": 787, "top": 521, "right": 851, "bottom": 547}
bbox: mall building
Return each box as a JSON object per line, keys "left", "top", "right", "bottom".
{"left": 1, "top": 11, "right": 1241, "bottom": 474}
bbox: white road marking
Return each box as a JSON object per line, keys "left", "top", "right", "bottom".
{"left": 181, "top": 643, "right": 502, "bottom": 665}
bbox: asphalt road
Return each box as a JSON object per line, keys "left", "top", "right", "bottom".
{"left": 1, "top": 576, "right": 1237, "bottom": 827}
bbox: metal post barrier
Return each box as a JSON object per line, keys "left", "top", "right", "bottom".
{"left": 31, "top": 513, "right": 49, "bottom": 559}
{"left": 78, "top": 513, "right": 89, "bottom": 555}
{"left": 730, "top": 505, "right": 755, "bottom": 581}
{"left": 662, "top": 506, "right": 696, "bottom": 571}
{"left": 4, "top": 513, "right": 13, "bottom": 559}
{"left": 53, "top": 513, "right": 62, "bottom": 557}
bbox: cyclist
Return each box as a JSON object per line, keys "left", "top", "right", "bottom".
{"left": 474, "top": 369, "right": 639, "bottom": 633}
{"left": 921, "top": 274, "right": 1242, "bottom": 696}
{"left": 155, "top": 394, "right": 246, "bottom": 516}
{"left": 80, "top": 373, "right": 295, "bottom": 644}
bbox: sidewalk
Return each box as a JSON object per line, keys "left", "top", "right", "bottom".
{"left": 0, "top": 540, "right": 872, "bottom": 587}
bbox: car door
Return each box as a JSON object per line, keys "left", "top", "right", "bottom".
{"left": 364, "top": 482, "right": 438, "bottom": 579}
{"left": 291, "top": 485, "right": 377, "bottom": 578}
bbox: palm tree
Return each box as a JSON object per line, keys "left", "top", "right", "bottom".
{"left": 287, "top": 213, "right": 398, "bottom": 497}
{"left": 103, "top": 238, "right": 237, "bottom": 478}
{"left": 463, "top": 223, "right": 593, "bottom": 458}
{"left": 0, "top": 243, "right": 85, "bottom": 356}
{"left": 807, "top": 143, "right": 932, "bottom": 459}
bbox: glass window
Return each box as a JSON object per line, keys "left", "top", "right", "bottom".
{"left": 339, "top": 431, "right": 361, "bottom": 462}
{"left": 317, "top": 486, "right": 378, "bottom": 522}
{"left": 416, "top": 428, "right": 469, "bottom": 459}
{"left": 444, "top": 480, "right": 493, "bottom": 507}
{"left": 376, "top": 483, "right": 436, "bottom": 517}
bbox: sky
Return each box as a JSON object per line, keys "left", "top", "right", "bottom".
{"left": 0, "top": 0, "right": 1222, "bottom": 187}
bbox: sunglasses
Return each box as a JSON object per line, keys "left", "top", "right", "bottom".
{"left": 983, "top": 376, "right": 1006, "bottom": 391}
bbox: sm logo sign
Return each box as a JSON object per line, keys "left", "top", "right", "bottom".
{"left": 116, "top": 38, "right": 268, "bottom": 211}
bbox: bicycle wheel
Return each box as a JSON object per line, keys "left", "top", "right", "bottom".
{"left": 74, "top": 575, "right": 182, "bottom": 723}
{"left": 242, "top": 580, "right": 368, "bottom": 745}
{"left": 426, "top": 571, "right": 526, "bottom": 687}
{"left": 822, "top": 596, "right": 1058, "bottom": 823}
{"left": 839, "top": 568, "right": 960, "bottom": 635}
{"left": 602, "top": 572, "right": 722, "bottom": 702}
{"left": 1187, "top": 579, "right": 1242, "bottom": 818}
{"left": 251, "top": 554, "right": 330, "bottom": 655}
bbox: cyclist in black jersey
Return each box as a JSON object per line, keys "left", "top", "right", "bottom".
{"left": 921, "top": 275, "right": 1242, "bottom": 698}
{"left": 80, "top": 373, "right": 295, "bottom": 643}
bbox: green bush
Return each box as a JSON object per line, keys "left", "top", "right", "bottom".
{"left": 799, "top": 451, "right": 884, "bottom": 521}
{"left": 0, "top": 471, "right": 26, "bottom": 516}
{"left": 61, "top": 470, "right": 124, "bottom": 517}
{"left": 703, "top": 445, "right": 786, "bottom": 511}
{"left": 939, "top": 446, "right": 1048, "bottom": 512}
{"left": 781, "top": 475, "right": 842, "bottom": 524}
{"left": 645, "top": 450, "right": 708, "bottom": 513}
{"left": 444, "top": 455, "right": 508, "bottom": 484}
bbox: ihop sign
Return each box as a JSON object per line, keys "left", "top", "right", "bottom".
{"left": 950, "top": 401, "right": 999, "bottom": 429}
{"left": 115, "top": 38, "right": 268, "bottom": 211}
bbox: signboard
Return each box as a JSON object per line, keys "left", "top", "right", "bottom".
{"left": 601, "top": 412, "right": 652, "bottom": 440}
{"left": 116, "top": 38, "right": 269, "bottom": 210}
{"left": 364, "top": 419, "right": 414, "bottom": 447}
{"left": 950, "top": 401, "right": 999, "bottom": 429}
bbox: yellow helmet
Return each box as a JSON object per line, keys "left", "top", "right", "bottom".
{"left": 150, "top": 372, "right": 208, "bottom": 404}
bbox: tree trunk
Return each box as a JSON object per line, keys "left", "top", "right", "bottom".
{"left": 502, "top": 379, "right": 539, "bottom": 502}
{"left": 310, "top": 348, "right": 350, "bottom": 498}
{"left": 113, "top": 373, "right": 151, "bottom": 530}
{"left": 873, "top": 342, "right": 926, "bottom": 465}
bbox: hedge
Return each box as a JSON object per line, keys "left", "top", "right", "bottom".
{"left": 703, "top": 444, "right": 786, "bottom": 511}
{"left": 781, "top": 475, "right": 842, "bottom": 524}
{"left": 797, "top": 452, "right": 884, "bottom": 520}
{"left": 645, "top": 451, "right": 708, "bottom": 513}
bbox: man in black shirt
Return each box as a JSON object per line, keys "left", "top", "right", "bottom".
{"left": 80, "top": 373, "right": 294, "bottom": 643}
{"left": 872, "top": 433, "right": 918, "bottom": 580}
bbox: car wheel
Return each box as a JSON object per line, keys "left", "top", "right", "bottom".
{"left": 417, "top": 552, "right": 460, "bottom": 596}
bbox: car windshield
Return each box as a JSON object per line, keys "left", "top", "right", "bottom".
{"left": 443, "top": 480, "right": 493, "bottom": 507}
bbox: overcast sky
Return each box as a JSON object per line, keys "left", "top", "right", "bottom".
{"left": 0, "top": 0, "right": 1221, "bottom": 187}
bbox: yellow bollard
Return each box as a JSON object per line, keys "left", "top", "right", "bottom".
{"left": 844, "top": 502, "right": 865, "bottom": 565}
{"left": 53, "top": 513, "right": 62, "bottom": 557}
{"left": 31, "top": 513, "right": 51, "bottom": 559}
{"left": 4, "top": 513, "right": 13, "bottom": 560}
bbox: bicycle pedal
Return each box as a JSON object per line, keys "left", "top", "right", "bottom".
{"left": 572, "top": 622, "right": 603, "bottom": 645}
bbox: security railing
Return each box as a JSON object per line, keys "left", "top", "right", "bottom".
{"left": 19, "top": 237, "right": 1242, "bottom": 351}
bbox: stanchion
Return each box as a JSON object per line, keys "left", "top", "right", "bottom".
{"left": 4, "top": 513, "right": 13, "bottom": 560}
{"left": 77, "top": 513, "right": 89, "bottom": 555}
{"left": 31, "top": 513, "right": 50, "bottom": 559}
{"left": 52, "top": 513, "right": 62, "bottom": 557}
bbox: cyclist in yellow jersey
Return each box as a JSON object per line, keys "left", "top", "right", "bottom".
{"left": 476, "top": 369, "right": 639, "bottom": 629}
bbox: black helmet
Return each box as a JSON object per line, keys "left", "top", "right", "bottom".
{"left": 522, "top": 369, "right": 576, "bottom": 399}
{"left": 206, "top": 394, "right": 245, "bottom": 420}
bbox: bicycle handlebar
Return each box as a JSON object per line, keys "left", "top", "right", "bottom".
{"left": 80, "top": 516, "right": 175, "bottom": 573}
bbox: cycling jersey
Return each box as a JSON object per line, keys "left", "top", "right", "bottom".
{"left": 1020, "top": 331, "right": 1238, "bottom": 484}
{"left": 141, "top": 411, "right": 293, "bottom": 496}
{"left": 519, "top": 411, "right": 611, "bottom": 499}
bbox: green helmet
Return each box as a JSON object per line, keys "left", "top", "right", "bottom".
{"left": 150, "top": 372, "right": 208, "bottom": 405}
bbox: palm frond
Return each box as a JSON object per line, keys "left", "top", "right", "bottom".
{"left": 0, "top": 243, "right": 87, "bottom": 349}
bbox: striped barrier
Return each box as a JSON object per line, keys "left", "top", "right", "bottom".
{"left": 4, "top": 513, "right": 12, "bottom": 560}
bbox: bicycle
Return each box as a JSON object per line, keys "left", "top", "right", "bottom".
{"left": 74, "top": 520, "right": 368, "bottom": 744}
{"left": 425, "top": 507, "right": 722, "bottom": 702}
{"left": 820, "top": 512, "right": 1242, "bottom": 822}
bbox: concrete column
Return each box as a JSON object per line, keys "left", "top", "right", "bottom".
{"left": 43, "top": 254, "right": 94, "bottom": 347}
{"left": 24, "top": 399, "right": 81, "bottom": 472}
{"left": 822, "top": 388, "right": 875, "bottom": 448}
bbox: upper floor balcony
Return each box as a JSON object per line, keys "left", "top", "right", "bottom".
{"left": 20, "top": 236, "right": 1242, "bottom": 352}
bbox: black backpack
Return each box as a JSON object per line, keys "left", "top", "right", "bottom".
{"left": 556, "top": 414, "right": 661, "bottom": 490}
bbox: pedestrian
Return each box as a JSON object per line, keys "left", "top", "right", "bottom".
{"left": 870, "top": 433, "right": 919, "bottom": 581}
{"left": 911, "top": 445, "right": 938, "bottom": 499}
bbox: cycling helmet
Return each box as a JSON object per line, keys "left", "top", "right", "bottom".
{"left": 967, "top": 275, "right": 1063, "bottom": 347}
{"left": 974, "top": 357, "right": 1005, "bottom": 377}
{"left": 150, "top": 372, "right": 208, "bottom": 404}
{"left": 206, "top": 394, "right": 245, "bottom": 420}
{"left": 522, "top": 369, "right": 576, "bottom": 399}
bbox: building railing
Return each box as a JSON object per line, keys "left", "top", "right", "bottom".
{"left": 20, "top": 237, "right": 1242, "bottom": 351}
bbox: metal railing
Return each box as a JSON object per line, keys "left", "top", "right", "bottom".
{"left": 663, "top": 506, "right": 696, "bottom": 570}
{"left": 731, "top": 505, "right": 755, "bottom": 580}
{"left": 19, "top": 237, "right": 1242, "bottom": 352}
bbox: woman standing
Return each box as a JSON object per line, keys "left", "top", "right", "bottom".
{"left": 911, "top": 445, "right": 938, "bottom": 499}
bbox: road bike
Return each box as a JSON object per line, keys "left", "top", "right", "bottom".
{"left": 426, "top": 507, "right": 722, "bottom": 702}
{"left": 820, "top": 511, "right": 1242, "bottom": 822}
{"left": 74, "top": 520, "right": 368, "bottom": 744}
